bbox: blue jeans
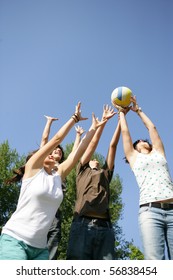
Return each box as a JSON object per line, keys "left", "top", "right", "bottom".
{"left": 139, "top": 206, "right": 173, "bottom": 259}
{"left": 66, "top": 219, "right": 115, "bottom": 260}
{"left": 0, "top": 234, "right": 49, "bottom": 260}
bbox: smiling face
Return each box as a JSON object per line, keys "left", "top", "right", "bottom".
{"left": 51, "top": 147, "right": 63, "bottom": 163}
{"left": 43, "top": 145, "right": 64, "bottom": 172}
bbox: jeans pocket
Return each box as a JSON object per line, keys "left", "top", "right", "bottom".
{"left": 70, "top": 221, "right": 83, "bottom": 235}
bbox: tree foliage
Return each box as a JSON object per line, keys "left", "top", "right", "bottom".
{"left": 0, "top": 141, "right": 25, "bottom": 231}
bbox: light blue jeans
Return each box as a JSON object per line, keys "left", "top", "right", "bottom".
{"left": 138, "top": 206, "right": 173, "bottom": 260}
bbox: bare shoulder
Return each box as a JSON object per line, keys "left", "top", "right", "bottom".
{"left": 128, "top": 150, "right": 139, "bottom": 169}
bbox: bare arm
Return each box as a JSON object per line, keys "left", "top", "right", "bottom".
{"left": 58, "top": 113, "right": 108, "bottom": 180}
{"left": 40, "top": 115, "right": 58, "bottom": 148}
{"left": 106, "top": 120, "right": 121, "bottom": 170}
{"left": 119, "top": 109, "right": 137, "bottom": 168}
{"left": 72, "top": 125, "right": 85, "bottom": 152}
{"left": 131, "top": 96, "right": 165, "bottom": 156}
{"left": 24, "top": 102, "right": 88, "bottom": 178}
{"left": 80, "top": 105, "right": 116, "bottom": 165}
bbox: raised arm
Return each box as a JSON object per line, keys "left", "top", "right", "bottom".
{"left": 58, "top": 113, "right": 108, "bottom": 180}
{"left": 106, "top": 120, "right": 121, "bottom": 170}
{"left": 40, "top": 115, "right": 58, "bottom": 148}
{"left": 24, "top": 102, "right": 88, "bottom": 177}
{"left": 72, "top": 125, "right": 85, "bottom": 152}
{"left": 131, "top": 96, "right": 165, "bottom": 156}
{"left": 80, "top": 105, "right": 116, "bottom": 165}
{"left": 118, "top": 107, "right": 136, "bottom": 167}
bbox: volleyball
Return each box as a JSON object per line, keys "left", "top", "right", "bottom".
{"left": 111, "top": 86, "right": 132, "bottom": 107}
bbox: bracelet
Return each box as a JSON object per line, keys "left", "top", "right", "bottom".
{"left": 74, "top": 113, "right": 80, "bottom": 122}
{"left": 136, "top": 106, "right": 142, "bottom": 114}
{"left": 71, "top": 114, "right": 79, "bottom": 123}
{"left": 71, "top": 116, "right": 77, "bottom": 122}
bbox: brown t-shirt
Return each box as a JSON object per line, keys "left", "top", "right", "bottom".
{"left": 74, "top": 161, "right": 114, "bottom": 218}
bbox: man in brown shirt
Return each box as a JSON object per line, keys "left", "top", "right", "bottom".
{"left": 67, "top": 105, "right": 121, "bottom": 259}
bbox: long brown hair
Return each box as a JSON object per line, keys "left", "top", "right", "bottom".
{"left": 5, "top": 150, "right": 38, "bottom": 184}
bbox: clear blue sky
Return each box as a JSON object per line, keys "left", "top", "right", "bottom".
{"left": 0, "top": 0, "right": 173, "bottom": 253}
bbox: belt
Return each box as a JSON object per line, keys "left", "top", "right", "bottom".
{"left": 73, "top": 216, "right": 112, "bottom": 228}
{"left": 140, "top": 202, "right": 173, "bottom": 210}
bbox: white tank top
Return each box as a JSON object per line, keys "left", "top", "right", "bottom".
{"left": 2, "top": 168, "right": 63, "bottom": 248}
{"left": 132, "top": 150, "right": 173, "bottom": 205}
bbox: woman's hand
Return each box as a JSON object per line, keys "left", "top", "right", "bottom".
{"left": 91, "top": 113, "right": 108, "bottom": 130}
{"left": 114, "top": 104, "right": 131, "bottom": 115}
{"left": 130, "top": 96, "right": 139, "bottom": 112}
{"left": 75, "top": 125, "right": 85, "bottom": 136}
{"left": 102, "top": 104, "right": 117, "bottom": 121}
{"left": 74, "top": 102, "right": 88, "bottom": 122}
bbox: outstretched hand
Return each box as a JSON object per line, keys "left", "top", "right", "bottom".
{"left": 75, "top": 125, "right": 85, "bottom": 136}
{"left": 102, "top": 104, "right": 117, "bottom": 120}
{"left": 75, "top": 102, "right": 88, "bottom": 121}
{"left": 130, "top": 96, "right": 139, "bottom": 112}
{"left": 114, "top": 104, "right": 131, "bottom": 115}
{"left": 91, "top": 113, "right": 108, "bottom": 130}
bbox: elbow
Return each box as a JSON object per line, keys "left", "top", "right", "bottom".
{"left": 148, "top": 124, "right": 157, "bottom": 131}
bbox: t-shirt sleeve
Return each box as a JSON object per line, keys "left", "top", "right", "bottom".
{"left": 76, "top": 161, "right": 89, "bottom": 176}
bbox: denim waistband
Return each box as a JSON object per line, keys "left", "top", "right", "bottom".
{"left": 73, "top": 215, "right": 112, "bottom": 228}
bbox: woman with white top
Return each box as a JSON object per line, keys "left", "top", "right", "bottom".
{"left": 118, "top": 96, "right": 173, "bottom": 260}
{"left": 0, "top": 102, "right": 107, "bottom": 260}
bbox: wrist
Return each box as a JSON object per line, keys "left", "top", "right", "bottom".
{"left": 118, "top": 109, "right": 125, "bottom": 115}
{"left": 90, "top": 125, "right": 97, "bottom": 131}
{"left": 71, "top": 114, "right": 79, "bottom": 123}
{"left": 135, "top": 105, "right": 142, "bottom": 114}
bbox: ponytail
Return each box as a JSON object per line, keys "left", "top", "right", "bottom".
{"left": 5, "top": 149, "right": 38, "bottom": 185}
{"left": 5, "top": 166, "right": 25, "bottom": 184}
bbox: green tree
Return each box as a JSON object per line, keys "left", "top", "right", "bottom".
{"left": 0, "top": 141, "right": 25, "bottom": 232}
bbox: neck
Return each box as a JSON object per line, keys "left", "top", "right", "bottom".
{"left": 44, "top": 164, "right": 53, "bottom": 175}
{"left": 140, "top": 148, "right": 150, "bottom": 154}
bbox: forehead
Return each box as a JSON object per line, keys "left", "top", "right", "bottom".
{"left": 54, "top": 146, "right": 62, "bottom": 151}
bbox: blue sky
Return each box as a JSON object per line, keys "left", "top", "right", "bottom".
{"left": 0, "top": 0, "right": 173, "bottom": 253}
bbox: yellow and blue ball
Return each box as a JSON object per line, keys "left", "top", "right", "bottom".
{"left": 111, "top": 86, "right": 132, "bottom": 108}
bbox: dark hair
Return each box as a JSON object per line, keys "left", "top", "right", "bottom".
{"left": 124, "top": 139, "right": 152, "bottom": 164}
{"left": 5, "top": 149, "right": 38, "bottom": 185}
{"left": 133, "top": 139, "right": 152, "bottom": 150}
{"left": 55, "top": 145, "right": 65, "bottom": 163}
